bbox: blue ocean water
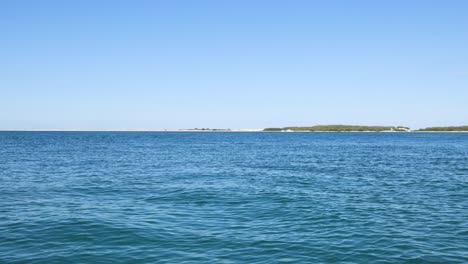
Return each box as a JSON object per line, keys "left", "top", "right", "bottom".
{"left": 0, "top": 132, "right": 467, "bottom": 263}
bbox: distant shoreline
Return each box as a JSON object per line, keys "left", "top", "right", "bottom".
{"left": 263, "top": 125, "right": 468, "bottom": 133}
{"left": 1, "top": 125, "right": 468, "bottom": 132}
{"left": 1, "top": 130, "right": 468, "bottom": 133}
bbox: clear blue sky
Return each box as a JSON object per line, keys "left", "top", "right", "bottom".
{"left": 1, "top": 0, "right": 467, "bottom": 130}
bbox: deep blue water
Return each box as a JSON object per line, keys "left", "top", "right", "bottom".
{"left": 1, "top": 132, "right": 467, "bottom": 263}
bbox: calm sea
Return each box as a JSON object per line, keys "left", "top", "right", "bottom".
{"left": 1, "top": 132, "right": 467, "bottom": 263}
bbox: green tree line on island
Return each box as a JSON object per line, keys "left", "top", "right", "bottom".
{"left": 263, "top": 125, "right": 468, "bottom": 132}
{"left": 263, "top": 125, "right": 410, "bottom": 132}
{"left": 416, "top": 126, "right": 468, "bottom": 132}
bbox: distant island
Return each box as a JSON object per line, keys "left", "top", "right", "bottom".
{"left": 263, "top": 125, "right": 410, "bottom": 132}
{"left": 2, "top": 126, "right": 467, "bottom": 132}
{"left": 262, "top": 125, "right": 468, "bottom": 132}
{"left": 416, "top": 126, "right": 468, "bottom": 132}
{"left": 186, "top": 128, "right": 232, "bottom": 132}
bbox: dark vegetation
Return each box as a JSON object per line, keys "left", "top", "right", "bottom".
{"left": 263, "top": 125, "right": 410, "bottom": 132}
{"left": 416, "top": 126, "right": 468, "bottom": 132}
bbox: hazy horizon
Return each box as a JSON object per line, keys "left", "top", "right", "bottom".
{"left": 2, "top": 1, "right": 467, "bottom": 130}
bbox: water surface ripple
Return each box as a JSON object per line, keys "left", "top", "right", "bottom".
{"left": 1, "top": 132, "right": 467, "bottom": 263}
